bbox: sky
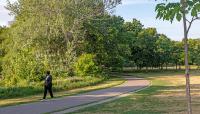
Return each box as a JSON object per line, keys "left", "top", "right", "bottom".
{"left": 0, "top": 0, "right": 200, "bottom": 41}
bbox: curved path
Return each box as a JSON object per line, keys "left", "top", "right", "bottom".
{"left": 0, "top": 77, "right": 150, "bottom": 114}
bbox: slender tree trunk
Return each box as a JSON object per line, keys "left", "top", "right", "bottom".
{"left": 181, "top": 0, "right": 192, "bottom": 113}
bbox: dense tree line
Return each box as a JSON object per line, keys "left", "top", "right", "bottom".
{"left": 0, "top": 0, "right": 200, "bottom": 87}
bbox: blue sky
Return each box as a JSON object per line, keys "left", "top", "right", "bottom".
{"left": 0, "top": 0, "right": 200, "bottom": 41}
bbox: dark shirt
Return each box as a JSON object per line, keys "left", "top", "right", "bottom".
{"left": 44, "top": 75, "right": 52, "bottom": 86}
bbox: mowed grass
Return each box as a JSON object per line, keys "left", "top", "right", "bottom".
{"left": 71, "top": 70, "right": 200, "bottom": 114}
{"left": 0, "top": 76, "right": 125, "bottom": 107}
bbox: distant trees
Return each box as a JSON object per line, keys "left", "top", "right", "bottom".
{"left": 171, "top": 41, "right": 184, "bottom": 70}
{"left": 123, "top": 19, "right": 200, "bottom": 70}
{"left": 189, "top": 39, "right": 200, "bottom": 67}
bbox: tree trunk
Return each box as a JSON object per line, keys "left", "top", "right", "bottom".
{"left": 181, "top": 0, "right": 192, "bottom": 114}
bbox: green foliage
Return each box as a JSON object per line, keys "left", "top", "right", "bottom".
{"left": 156, "top": 2, "right": 181, "bottom": 22}
{"left": 188, "top": 39, "right": 200, "bottom": 66}
{"left": 2, "top": 50, "right": 45, "bottom": 87}
{"left": 1, "top": 0, "right": 121, "bottom": 87}
{"left": 1, "top": 0, "right": 200, "bottom": 95}
{"left": 0, "top": 26, "right": 7, "bottom": 73}
{"left": 156, "top": 34, "right": 173, "bottom": 67}
{"left": 130, "top": 28, "right": 160, "bottom": 68}
{"left": 156, "top": 0, "right": 200, "bottom": 22}
{"left": 74, "top": 54, "right": 101, "bottom": 76}
{"left": 83, "top": 15, "right": 131, "bottom": 70}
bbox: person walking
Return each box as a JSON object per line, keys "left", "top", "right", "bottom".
{"left": 42, "top": 71, "right": 54, "bottom": 100}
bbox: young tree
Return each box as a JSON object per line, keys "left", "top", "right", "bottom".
{"left": 156, "top": 0, "right": 200, "bottom": 113}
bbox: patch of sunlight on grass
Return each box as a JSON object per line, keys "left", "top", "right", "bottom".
{"left": 71, "top": 70, "right": 200, "bottom": 114}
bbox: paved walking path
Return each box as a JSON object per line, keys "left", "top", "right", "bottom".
{"left": 0, "top": 77, "right": 150, "bottom": 114}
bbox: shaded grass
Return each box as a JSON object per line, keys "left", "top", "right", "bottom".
{"left": 71, "top": 70, "right": 200, "bottom": 114}
{"left": 0, "top": 76, "right": 125, "bottom": 107}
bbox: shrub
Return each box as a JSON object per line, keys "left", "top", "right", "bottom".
{"left": 74, "top": 54, "right": 101, "bottom": 76}
{"left": 2, "top": 50, "right": 45, "bottom": 87}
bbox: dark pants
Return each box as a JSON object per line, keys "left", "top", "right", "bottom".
{"left": 43, "top": 84, "right": 53, "bottom": 99}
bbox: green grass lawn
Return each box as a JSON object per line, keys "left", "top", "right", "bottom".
{"left": 70, "top": 70, "right": 200, "bottom": 114}
{"left": 0, "top": 76, "right": 125, "bottom": 107}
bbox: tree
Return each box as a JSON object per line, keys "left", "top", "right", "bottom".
{"left": 83, "top": 15, "right": 130, "bottom": 70}
{"left": 156, "top": 0, "right": 200, "bottom": 113}
{"left": 131, "top": 28, "right": 159, "bottom": 69}
{"left": 188, "top": 39, "right": 200, "bottom": 67}
{"left": 0, "top": 26, "right": 7, "bottom": 72}
{"left": 3, "top": 0, "right": 121, "bottom": 86}
{"left": 123, "top": 19, "right": 143, "bottom": 69}
{"left": 156, "top": 34, "right": 173, "bottom": 69}
{"left": 171, "top": 41, "right": 184, "bottom": 70}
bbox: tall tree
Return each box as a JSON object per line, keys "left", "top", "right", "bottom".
{"left": 3, "top": 0, "right": 121, "bottom": 86}
{"left": 156, "top": 0, "right": 200, "bottom": 113}
{"left": 123, "top": 19, "right": 143, "bottom": 68}
{"left": 131, "top": 28, "right": 159, "bottom": 69}
{"left": 83, "top": 15, "right": 130, "bottom": 70}
{"left": 171, "top": 41, "right": 184, "bottom": 70}
{"left": 156, "top": 34, "right": 173, "bottom": 69}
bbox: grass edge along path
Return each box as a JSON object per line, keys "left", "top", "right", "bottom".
{"left": 70, "top": 70, "right": 200, "bottom": 114}
{"left": 49, "top": 78, "right": 151, "bottom": 114}
{"left": 0, "top": 77, "right": 125, "bottom": 107}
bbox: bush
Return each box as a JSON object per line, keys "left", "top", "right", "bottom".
{"left": 74, "top": 54, "right": 101, "bottom": 76}
{"left": 2, "top": 50, "right": 45, "bottom": 87}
